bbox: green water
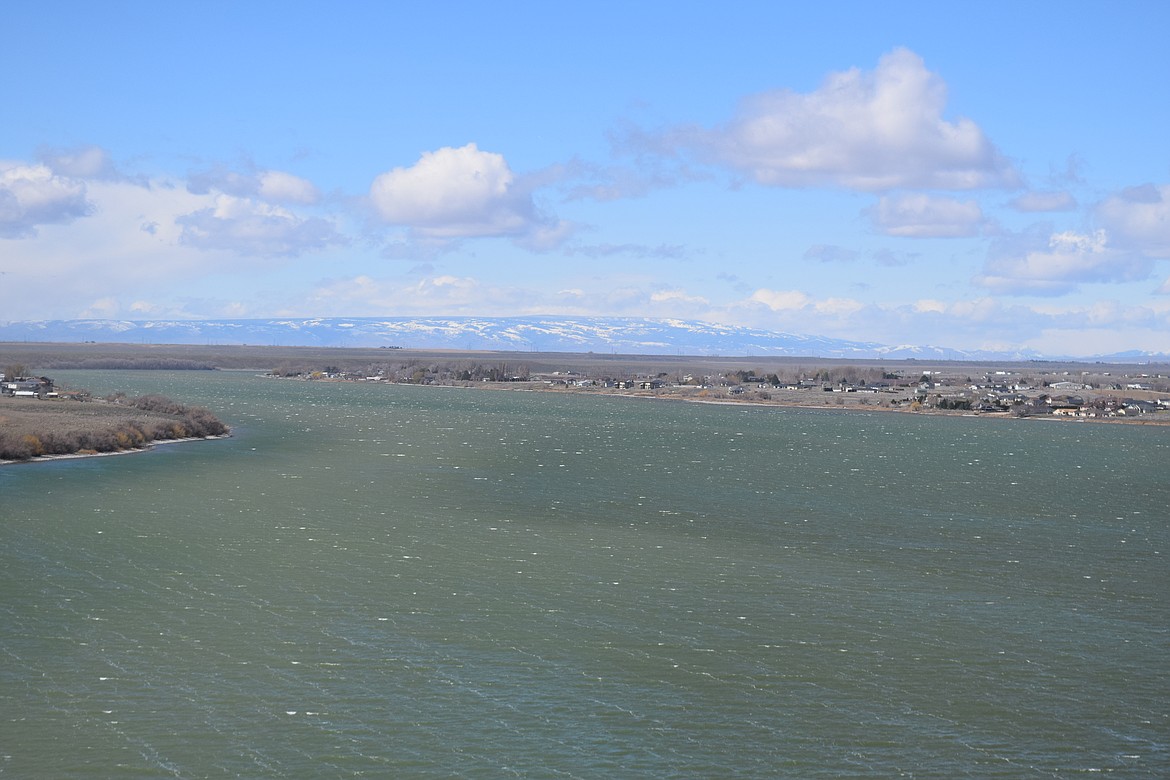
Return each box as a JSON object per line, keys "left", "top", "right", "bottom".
{"left": 2, "top": 371, "right": 1167, "bottom": 777}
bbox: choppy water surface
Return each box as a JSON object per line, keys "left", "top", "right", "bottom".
{"left": 2, "top": 371, "right": 1167, "bottom": 777}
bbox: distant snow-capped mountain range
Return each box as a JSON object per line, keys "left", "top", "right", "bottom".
{"left": 0, "top": 316, "right": 1164, "bottom": 362}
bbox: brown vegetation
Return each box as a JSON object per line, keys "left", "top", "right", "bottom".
{"left": 0, "top": 394, "right": 228, "bottom": 462}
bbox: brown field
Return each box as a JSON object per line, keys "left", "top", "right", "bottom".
{"left": 0, "top": 397, "right": 179, "bottom": 437}
{"left": 0, "top": 395, "right": 228, "bottom": 462}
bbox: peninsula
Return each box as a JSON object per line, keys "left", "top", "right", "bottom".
{"left": 0, "top": 390, "right": 228, "bottom": 463}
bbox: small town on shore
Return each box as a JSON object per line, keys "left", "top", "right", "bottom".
{"left": 4, "top": 346, "right": 1170, "bottom": 428}
{"left": 265, "top": 359, "right": 1170, "bottom": 422}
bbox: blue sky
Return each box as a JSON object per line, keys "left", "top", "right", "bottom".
{"left": 2, "top": 1, "right": 1169, "bottom": 356}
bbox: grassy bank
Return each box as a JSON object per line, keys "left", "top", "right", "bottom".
{"left": 0, "top": 394, "right": 228, "bottom": 462}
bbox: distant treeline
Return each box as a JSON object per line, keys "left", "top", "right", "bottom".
{"left": 46, "top": 358, "right": 218, "bottom": 370}
{"left": 0, "top": 394, "right": 228, "bottom": 462}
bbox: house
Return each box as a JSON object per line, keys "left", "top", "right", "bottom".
{"left": 1, "top": 376, "right": 55, "bottom": 398}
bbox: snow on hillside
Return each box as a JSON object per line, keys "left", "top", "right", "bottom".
{"left": 0, "top": 316, "right": 1025, "bottom": 360}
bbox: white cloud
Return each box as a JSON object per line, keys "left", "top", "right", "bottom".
{"left": 1096, "top": 183, "right": 1170, "bottom": 258}
{"left": 39, "top": 145, "right": 118, "bottom": 179}
{"left": 303, "top": 274, "right": 720, "bottom": 321}
{"left": 689, "top": 48, "right": 1019, "bottom": 191}
{"left": 747, "top": 290, "right": 1169, "bottom": 356}
{"left": 128, "top": 299, "right": 171, "bottom": 316}
{"left": 813, "top": 297, "right": 865, "bottom": 316}
{"left": 1007, "top": 299, "right": 1170, "bottom": 356}
{"left": 257, "top": 170, "right": 320, "bottom": 204}
{"left": 976, "top": 228, "right": 1153, "bottom": 295}
{"left": 1009, "top": 190, "right": 1077, "bottom": 212}
{"left": 0, "top": 161, "right": 352, "bottom": 320}
{"left": 176, "top": 194, "right": 344, "bottom": 257}
{"left": 913, "top": 299, "right": 947, "bottom": 313}
{"left": 0, "top": 162, "right": 91, "bottom": 238}
{"left": 369, "top": 143, "right": 541, "bottom": 239}
{"left": 188, "top": 165, "right": 320, "bottom": 204}
{"left": 0, "top": 177, "right": 236, "bottom": 319}
{"left": 746, "top": 289, "right": 865, "bottom": 318}
{"left": 294, "top": 272, "right": 1170, "bottom": 358}
{"left": 514, "top": 219, "right": 576, "bottom": 252}
{"left": 79, "top": 296, "right": 121, "bottom": 319}
{"left": 749, "top": 289, "right": 810, "bottom": 311}
{"left": 867, "top": 193, "right": 985, "bottom": 237}
{"left": 307, "top": 273, "right": 547, "bottom": 317}
{"left": 650, "top": 288, "right": 709, "bottom": 305}
{"left": 980, "top": 182, "right": 1170, "bottom": 299}
{"left": 728, "top": 288, "right": 1170, "bottom": 355}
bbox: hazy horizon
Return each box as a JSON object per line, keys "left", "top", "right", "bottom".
{"left": 3, "top": 314, "right": 1170, "bottom": 362}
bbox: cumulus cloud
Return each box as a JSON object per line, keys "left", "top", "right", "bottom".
{"left": 729, "top": 287, "right": 1170, "bottom": 356}
{"left": 369, "top": 143, "right": 564, "bottom": 245}
{"left": 0, "top": 177, "right": 210, "bottom": 318}
{"left": 0, "top": 155, "right": 343, "bottom": 318}
{"left": 814, "top": 297, "right": 866, "bottom": 316}
{"left": 257, "top": 170, "right": 320, "bottom": 204}
{"left": 983, "top": 182, "right": 1170, "bottom": 298}
{"left": 867, "top": 193, "right": 986, "bottom": 237}
{"left": 0, "top": 162, "right": 92, "bottom": 238}
{"left": 1096, "top": 183, "right": 1170, "bottom": 258}
{"left": 976, "top": 228, "right": 1153, "bottom": 295}
{"left": 749, "top": 288, "right": 811, "bottom": 311}
{"left": 747, "top": 288, "right": 865, "bottom": 316}
{"left": 38, "top": 145, "right": 119, "bottom": 179}
{"left": 686, "top": 48, "right": 1019, "bottom": 191}
{"left": 1009, "top": 190, "right": 1077, "bottom": 212}
{"left": 188, "top": 165, "right": 320, "bottom": 204}
{"left": 176, "top": 194, "right": 344, "bottom": 256}
{"left": 650, "top": 288, "right": 709, "bottom": 305}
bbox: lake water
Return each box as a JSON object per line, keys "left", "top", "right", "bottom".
{"left": 2, "top": 370, "right": 1167, "bottom": 777}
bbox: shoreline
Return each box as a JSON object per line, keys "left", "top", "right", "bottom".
{"left": 270, "top": 372, "right": 1170, "bottom": 426}
{"left": 5, "top": 377, "right": 1166, "bottom": 470}
{"left": 0, "top": 433, "right": 231, "bottom": 467}
{"left": 457, "top": 380, "right": 1170, "bottom": 426}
